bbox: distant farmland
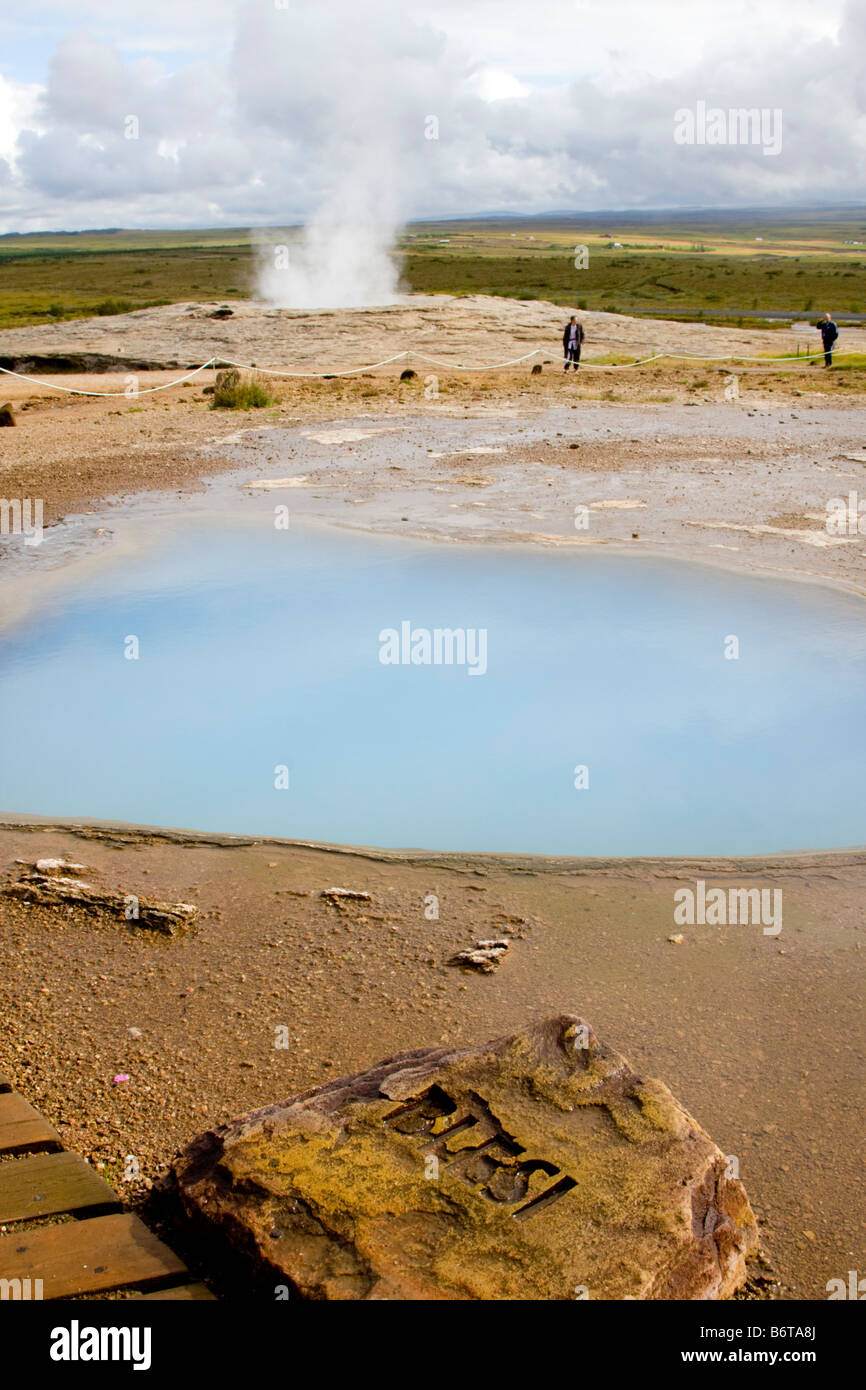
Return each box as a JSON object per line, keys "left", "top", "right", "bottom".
{"left": 0, "top": 210, "right": 864, "bottom": 332}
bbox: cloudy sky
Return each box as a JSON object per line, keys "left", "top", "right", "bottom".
{"left": 0, "top": 0, "right": 862, "bottom": 233}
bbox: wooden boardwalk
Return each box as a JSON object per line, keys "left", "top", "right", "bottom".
{"left": 0, "top": 1068, "right": 214, "bottom": 1301}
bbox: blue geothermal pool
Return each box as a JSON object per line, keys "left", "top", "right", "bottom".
{"left": 1, "top": 519, "right": 864, "bottom": 856}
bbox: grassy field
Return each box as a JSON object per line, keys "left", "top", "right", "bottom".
{"left": 0, "top": 210, "right": 864, "bottom": 332}
{"left": 0, "top": 237, "right": 251, "bottom": 329}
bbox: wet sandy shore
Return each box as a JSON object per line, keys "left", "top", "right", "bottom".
{"left": 3, "top": 394, "right": 866, "bottom": 638}
{"left": 217, "top": 399, "right": 866, "bottom": 594}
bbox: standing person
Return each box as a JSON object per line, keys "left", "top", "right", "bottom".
{"left": 818, "top": 312, "right": 839, "bottom": 367}
{"left": 562, "top": 315, "right": 584, "bottom": 372}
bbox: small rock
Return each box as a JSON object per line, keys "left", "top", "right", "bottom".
{"left": 321, "top": 887, "right": 372, "bottom": 904}
{"left": 668, "top": 934, "right": 685, "bottom": 945}
{"left": 448, "top": 938, "right": 510, "bottom": 973}
{"left": 2, "top": 866, "right": 198, "bottom": 935}
{"left": 214, "top": 367, "right": 240, "bottom": 396}
{"left": 33, "top": 857, "right": 89, "bottom": 874}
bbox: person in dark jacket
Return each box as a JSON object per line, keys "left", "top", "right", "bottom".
{"left": 562, "top": 315, "right": 584, "bottom": 371}
{"left": 818, "top": 312, "right": 839, "bottom": 367}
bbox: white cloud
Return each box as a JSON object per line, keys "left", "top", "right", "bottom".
{"left": 466, "top": 69, "right": 531, "bottom": 102}
{"left": 415, "top": 0, "right": 846, "bottom": 85}
{"left": 0, "top": 0, "right": 862, "bottom": 235}
{"left": 0, "top": 74, "right": 43, "bottom": 169}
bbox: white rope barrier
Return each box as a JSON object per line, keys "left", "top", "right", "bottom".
{"left": 408, "top": 348, "right": 544, "bottom": 370}
{"left": 0, "top": 343, "right": 857, "bottom": 397}
{"left": 0, "top": 358, "right": 219, "bottom": 397}
{"left": 214, "top": 351, "right": 412, "bottom": 378}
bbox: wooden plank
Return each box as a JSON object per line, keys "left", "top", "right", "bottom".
{"left": 133, "top": 1282, "right": 216, "bottom": 1301}
{"left": 0, "top": 1151, "right": 119, "bottom": 1224}
{"left": 0, "top": 1091, "right": 61, "bottom": 1154}
{"left": 0, "top": 1212, "right": 188, "bottom": 1298}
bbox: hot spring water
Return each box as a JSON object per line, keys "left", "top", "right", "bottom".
{"left": 1, "top": 520, "right": 864, "bottom": 856}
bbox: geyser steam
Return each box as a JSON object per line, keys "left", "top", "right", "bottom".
{"left": 239, "top": 1, "right": 454, "bottom": 310}
{"left": 257, "top": 146, "right": 402, "bottom": 308}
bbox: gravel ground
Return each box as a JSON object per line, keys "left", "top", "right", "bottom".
{"left": 0, "top": 825, "right": 863, "bottom": 1301}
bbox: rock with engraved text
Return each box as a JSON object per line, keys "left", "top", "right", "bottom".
{"left": 173, "top": 1014, "right": 758, "bottom": 1300}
